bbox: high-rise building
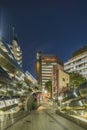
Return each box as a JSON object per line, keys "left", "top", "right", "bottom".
{"left": 0, "top": 38, "right": 21, "bottom": 75}
{"left": 36, "top": 51, "right": 63, "bottom": 90}
{"left": 10, "top": 37, "right": 22, "bottom": 68}
{"left": 64, "top": 46, "right": 87, "bottom": 78}
{"left": 36, "top": 51, "right": 42, "bottom": 87}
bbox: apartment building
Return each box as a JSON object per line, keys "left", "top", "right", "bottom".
{"left": 36, "top": 51, "right": 63, "bottom": 90}
{"left": 64, "top": 46, "right": 87, "bottom": 78}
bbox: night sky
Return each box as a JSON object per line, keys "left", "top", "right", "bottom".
{"left": 0, "top": 1, "right": 87, "bottom": 77}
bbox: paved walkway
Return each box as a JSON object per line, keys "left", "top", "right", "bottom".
{"left": 6, "top": 103, "right": 85, "bottom": 130}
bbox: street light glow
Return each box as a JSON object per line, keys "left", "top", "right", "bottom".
{"left": 58, "top": 96, "right": 63, "bottom": 101}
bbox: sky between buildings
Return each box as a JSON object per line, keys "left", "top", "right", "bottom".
{"left": 0, "top": 0, "right": 87, "bottom": 77}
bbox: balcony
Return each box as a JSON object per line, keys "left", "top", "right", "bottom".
{"left": 64, "top": 53, "right": 87, "bottom": 65}
{"left": 80, "top": 71, "right": 87, "bottom": 75}
{"left": 64, "top": 65, "right": 74, "bottom": 70}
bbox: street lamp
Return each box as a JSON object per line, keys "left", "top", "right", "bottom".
{"left": 58, "top": 96, "right": 63, "bottom": 110}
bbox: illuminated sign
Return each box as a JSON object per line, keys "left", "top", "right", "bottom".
{"left": 42, "top": 57, "right": 57, "bottom": 61}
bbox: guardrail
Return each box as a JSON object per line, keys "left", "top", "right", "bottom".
{"left": 56, "top": 110, "right": 87, "bottom": 129}
{"left": 0, "top": 110, "right": 30, "bottom": 130}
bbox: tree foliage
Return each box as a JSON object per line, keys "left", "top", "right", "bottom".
{"left": 69, "top": 72, "right": 86, "bottom": 88}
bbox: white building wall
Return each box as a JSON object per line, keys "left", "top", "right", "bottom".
{"left": 64, "top": 52, "right": 87, "bottom": 78}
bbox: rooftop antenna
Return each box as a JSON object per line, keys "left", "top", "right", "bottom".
{"left": 12, "top": 26, "right": 15, "bottom": 39}
{"left": 0, "top": 9, "right": 3, "bottom": 40}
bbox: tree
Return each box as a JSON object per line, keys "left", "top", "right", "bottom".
{"left": 69, "top": 72, "right": 86, "bottom": 88}
{"left": 45, "top": 80, "right": 52, "bottom": 97}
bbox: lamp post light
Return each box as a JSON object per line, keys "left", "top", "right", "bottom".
{"left": 58, "top": 96, "right": 63, "bottom": 110}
